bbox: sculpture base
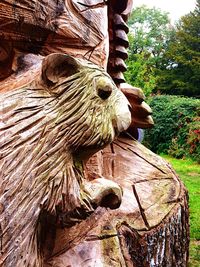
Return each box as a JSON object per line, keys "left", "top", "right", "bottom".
{"left": 44, "top": 137, "right": 189, "bottom": 267}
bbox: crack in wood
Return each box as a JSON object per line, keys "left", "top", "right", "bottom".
{"left": 128, "top": 148, "right": 167, "bottom": 175}
{"left": 122, "top": 131, "right": 137, "bottom": 141}
{"left": 0, "top": 223, "right": 3, "bottom": 253}
{"left": 113, "top": 141, "right": 128, "bottom": 151}
{"left": 132, "top": 184, "right": 150, "bottom": 229}
{"left": 84, "top": 46, "right": 97, "bottom": 61}
{"left": 85, "top": 233, "right": 121, "bottom": 241}
{"left": 113, "top": 139, "right": 167, "bottom": 179}
{"left": 164, "top": 198, "right": 181, "bottom": 204}
{"left": 110, "top": 142, "right": 115, "bottom": 154}
{"left": 48, "top": 209, "right": 107, "bottom": 259}
{"left": 111, "top": 157, "right": 115, "bottom": 178}
{"left": 84, "top": 40, "right": 103, "bottom": 61}
{"left": 77, "top": 1, "right": 108, "bottom": 12}
{"left": 133, "top": 177, "right": 173, "bottom": 184}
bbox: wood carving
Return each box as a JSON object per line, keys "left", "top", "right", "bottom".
{"left": 0, "top": 1, "right": 189, "bottom": 267}
{"left": 44, "top": 138, "right": 189, "bottom": 266}
{"left": 0, "top": 52, "right": 131, "bottom": 266}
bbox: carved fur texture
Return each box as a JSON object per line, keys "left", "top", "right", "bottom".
{"left": 0, "top": 53, "right": 131, "bottom": 266}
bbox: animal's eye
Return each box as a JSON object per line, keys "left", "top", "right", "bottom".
{"left": 97, "top": 86, "right": 112, "bottom": 100}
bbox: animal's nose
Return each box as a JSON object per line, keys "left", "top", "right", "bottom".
{"left": 97, "top": 86, "right": 112, "bottom": 100}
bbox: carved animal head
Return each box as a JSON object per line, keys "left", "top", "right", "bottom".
{"left": 1, "top": 52, "right": 132, "bottom": 228}
{"left": 0, "top": 53, "right": 131, "bottom": 213}
{"left": 34, "top": 53, "right": 131, "bottom": 156}
{"left": 0, "top": 53, "right": 131, "bottom": 266}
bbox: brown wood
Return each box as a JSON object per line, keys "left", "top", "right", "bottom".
{"left": 0, "top": 0, "right": 132, "bottom": 86}
{"left": 109, "top": 71, "right": 126, "bottom": 84}
{"left": 0, "top": 52, "right": 131, "bottom": 267}
{"left": 0, "top": 0, "right": 110, "bottom": 74}
{"left": 114, "top": 58, "right": 127, "bottom": 72}
{"left": 43, "top": 138, "right": 189, "bottom": 267}
{"left": 113, "top": 14, "right": 129, "bottom": 33}
{"left": 107, "top": 1, "right": 131, "bottom": 85}
{"left": 114, "top": 45, "right": 129, "bottom": 59}
{"left": 0, "top": 1, "right": 189, "bottom": 266}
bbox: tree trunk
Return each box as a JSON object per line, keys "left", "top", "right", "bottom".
{"left": 0, "top": 1, "right": 189, "bottom": 266}
{"left": 43, "top": 137, "right": 189, "bottom": 267}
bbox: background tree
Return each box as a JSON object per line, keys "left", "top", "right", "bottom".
{"left": 156, "top": 0, "right": 200, "bottom": 97}
{"left": 125, "top": 5, "right": 174, "bottom": 96}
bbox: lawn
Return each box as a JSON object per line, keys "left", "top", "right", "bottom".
{"left": 161, "top": 154, "right": 200, "bottom": 267}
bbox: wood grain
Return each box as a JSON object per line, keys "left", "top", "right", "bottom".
{"left": 0, "top": 1, "right": 189, "bottom": 266}
{"left": 44, "top": 138, "right": 189, "bottom": 267}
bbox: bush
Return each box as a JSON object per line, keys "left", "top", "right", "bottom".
{"left": 144, "top": 95, "right": 200, "bottom": 162}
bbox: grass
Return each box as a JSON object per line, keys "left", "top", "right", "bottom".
{"left": 161, "top": 154, "right": 200, "bottom": 267}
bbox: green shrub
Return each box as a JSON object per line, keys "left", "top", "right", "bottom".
{"left": 144, "top": 95, "right": 200, "bottom": 162}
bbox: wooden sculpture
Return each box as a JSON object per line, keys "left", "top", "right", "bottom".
{"left": 0, "top": 52, "right": 133, "bottom": 266}
{"left": 0, "top": 1, "right": 189, "bottom": 267}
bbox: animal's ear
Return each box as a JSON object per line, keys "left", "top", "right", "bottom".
{"left": 41, "top": 53, "right": 80, "bottom": 86}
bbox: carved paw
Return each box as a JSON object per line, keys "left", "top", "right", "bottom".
{"left": 83, "top": 177, "right": 123, "bottom": 209}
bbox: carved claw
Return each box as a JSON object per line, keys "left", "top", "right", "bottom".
{"left": 120, "top": 83, "right": 154, "bottom": 129}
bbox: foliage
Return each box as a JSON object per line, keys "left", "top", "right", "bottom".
{"left": 156, "top": 1, "right": 200, "bottom": 97}
{"left": 125, "top": 2, "right": 200, "bottom": 97}
{"left": 161, "top": 155, "right": 200, "bottom": 266}
{"left": 125, "top": 52, "right": 156, "bottom": 96}
{"left": 144, "top": 95, "right": 200, "bottom": 162}
{"left": 125, "top": 5, "right": 174, "bottom": 96}
{"left": 127, "top": 5, "right": 172, "bottom": 58}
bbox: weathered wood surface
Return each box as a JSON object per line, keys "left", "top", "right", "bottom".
{"left": 0, "top": 0, "right": 132, "bottom": 82}
{"left": 0, "top": 0, "right": 109, "bottom": 77}
{"left": 0, "top": 53, "right": 132, "bottom": 267}
{"left": 107, "top": 0, "right": 132, "bottom": 85}
{"left": 43, "top": 138, "right": 189, "bottom": 267}
{"left": 0, "top": 1, "right": 153, "bottom": 131}
{"left": 0, "top": 0, "right": 189, "bottom": 266}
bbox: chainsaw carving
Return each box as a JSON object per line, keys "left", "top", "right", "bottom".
{"left": 0, "top": 1, "right": 189, "bottom": 267}
{"left": 0, "top": 52, "right": 131, "bottom": 266}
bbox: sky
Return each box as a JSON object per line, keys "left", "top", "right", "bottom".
{"left": 133, "top": 0, "right": 197, "bottom": 23}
